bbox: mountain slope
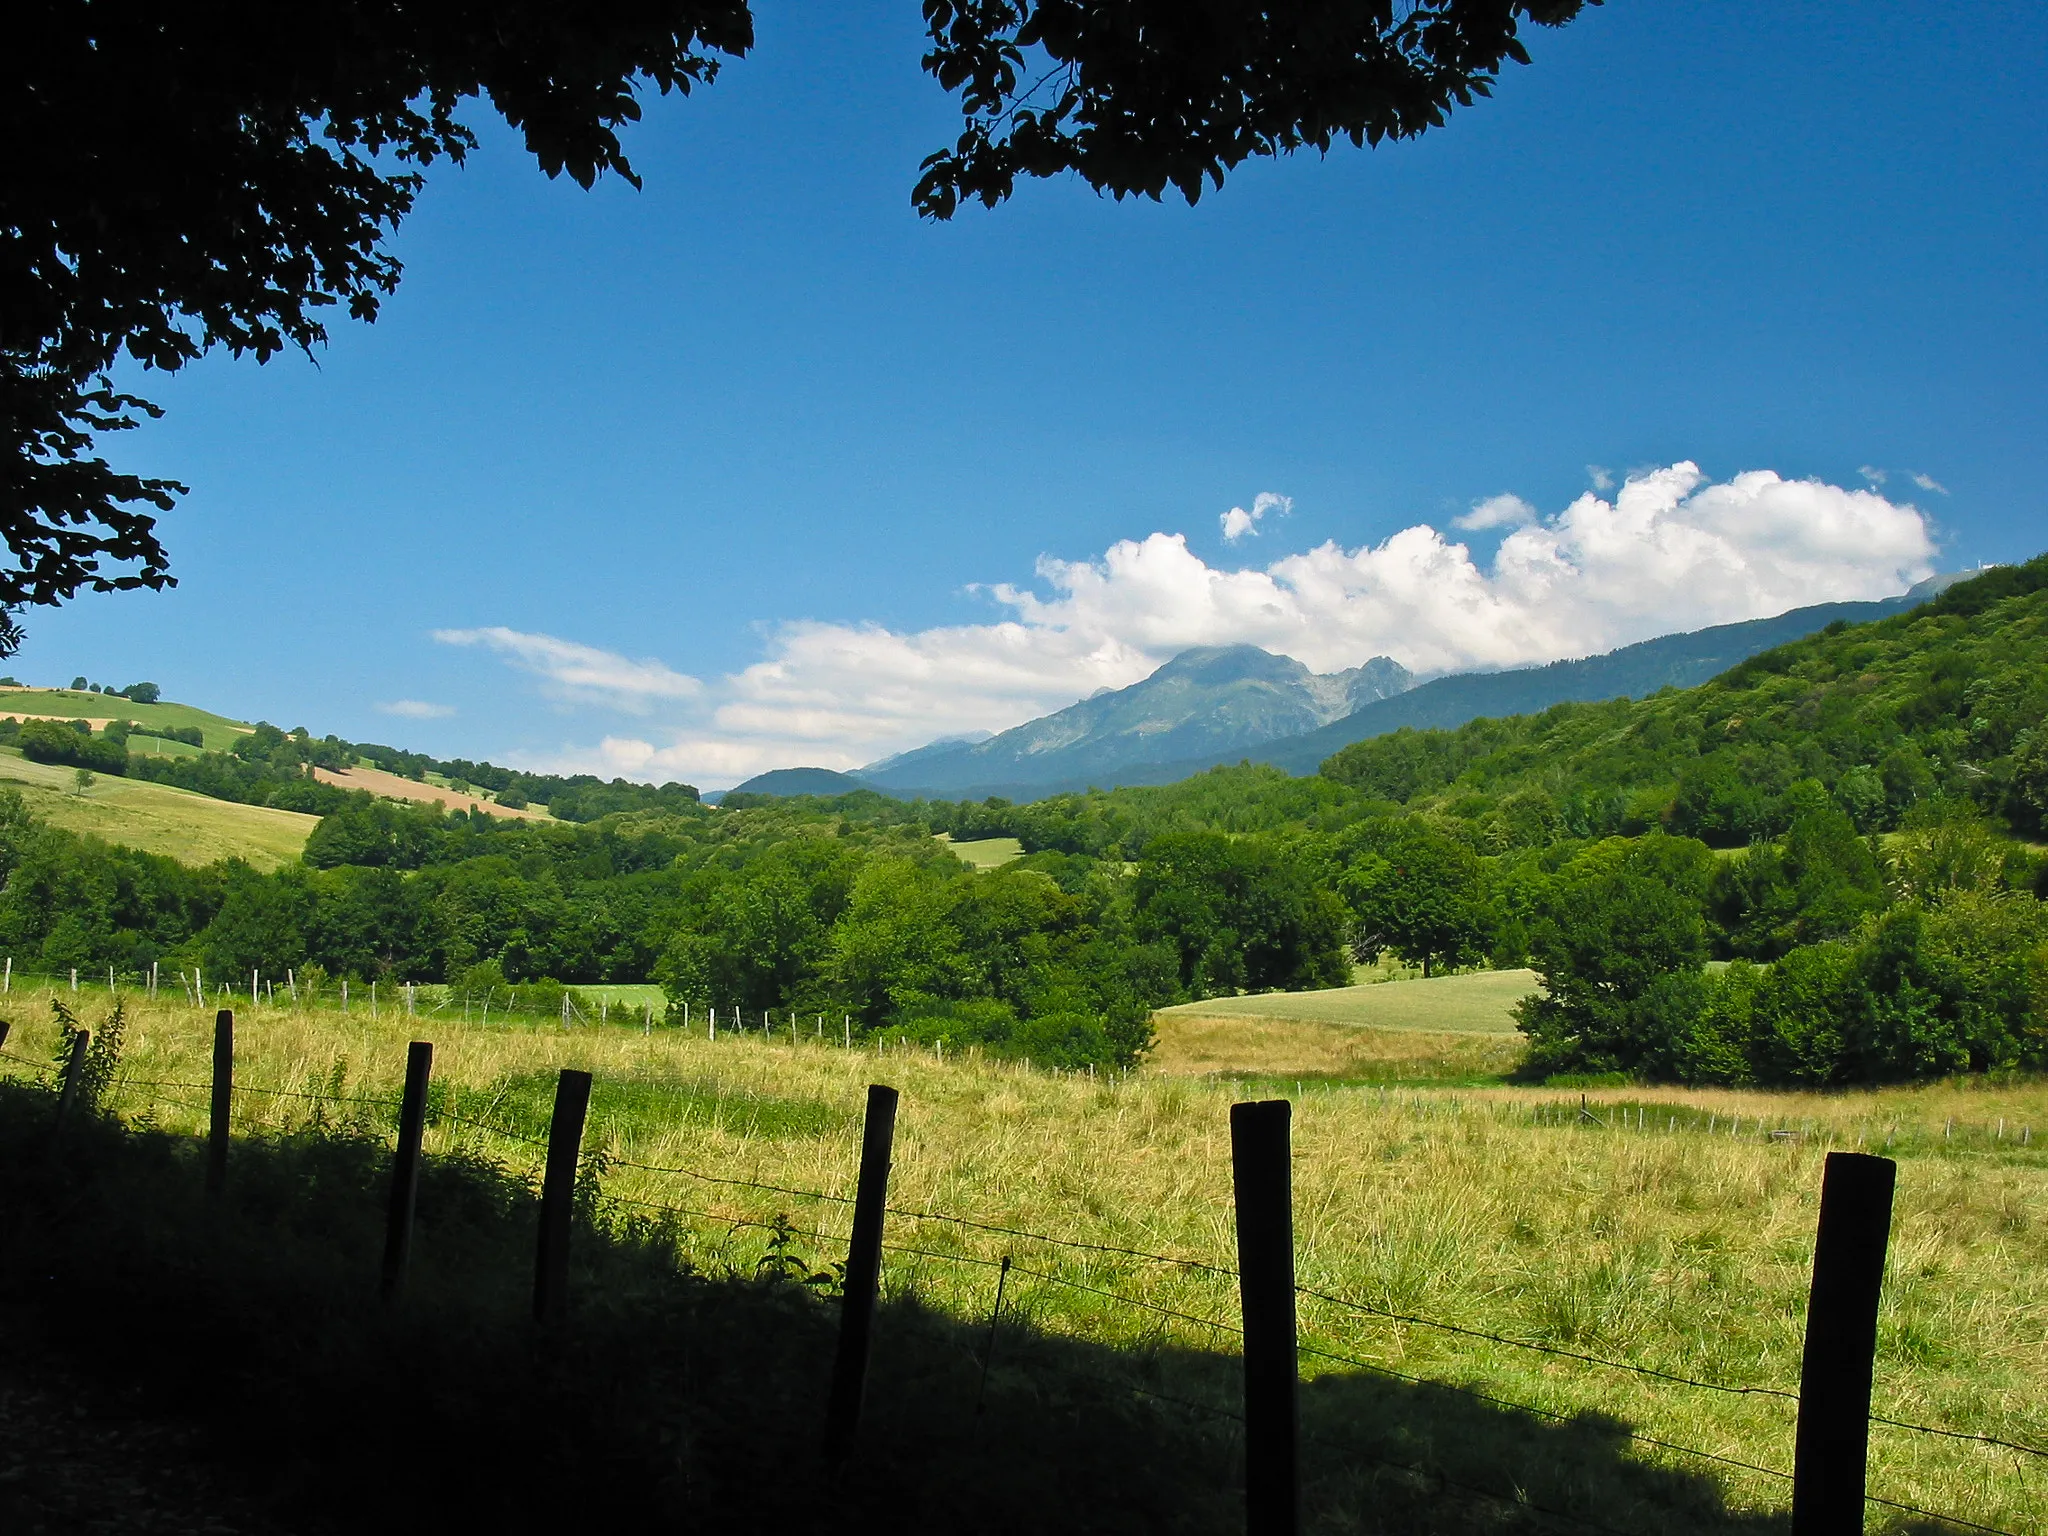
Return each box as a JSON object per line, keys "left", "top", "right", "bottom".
{"left": 1258, "top": 581, "right": 1953, "bottom": 775}
{"left": 863, "top": 645, "right": 1409, "bottom": 798}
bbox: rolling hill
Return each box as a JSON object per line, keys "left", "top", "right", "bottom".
{"left": 0, "top": 687, "right": 253, "bottom": 750}
{"left": 0, "top": 747, "right": 317, "bottom": 869}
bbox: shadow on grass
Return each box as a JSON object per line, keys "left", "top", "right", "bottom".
{"left": 0, "top": 1082, "right": 1806, "bottom": 1536}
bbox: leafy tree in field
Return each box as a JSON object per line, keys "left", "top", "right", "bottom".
{"left": 1337, "top": 817, "right": 1488, "bottom": 977}
{"left": 1710, "top": 797, "right": 1887, "bottom": 959}
{"left": 824, "top": 858, "right": 973, "bottom": 1026}
{"left": 1885, "top": 800, "right": 2019, "bottom": 904}
{"left": 118, "top": 681, "right": 161, "bottom": 704}
{"left": 7, "top": 2, "right": 1589, "bottom": 609}
{"left": 1514, "top": 836, "right": 1715, "bottom": 1077}
{"left": 656, "top": 842, "right": 858, "bottom": 1012}
{"left": 1133, "top": 830, "right": 1351, "bottom": 997}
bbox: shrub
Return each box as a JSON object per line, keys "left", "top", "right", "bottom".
{"left": 18, "top": 717, "right": 128, "bottom": 774}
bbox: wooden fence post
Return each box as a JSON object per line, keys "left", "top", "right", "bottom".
{"left": 1792, "top": 1150, "right": 1896, "bottom": 1536}
{"left": 532, "top": 1068, "right": 593, "bottom": 1325}
{"left": 823, "top": 1083, "right": 899, "bottom": 1461}
{"left": 51, "top": 1029, "right": 91, "bottom": 1138}
{"left": 1232, "top": 1098, "right": 1299, "bottom": 1536}
{"left": 206, "top": 1009, "right": 233, "bottom": 1197}
{"left": 380, "top": 1041, "right": 435, "bottom": 1300}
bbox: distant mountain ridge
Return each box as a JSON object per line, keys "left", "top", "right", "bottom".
{"left": 858, "top": 645, "right": 1412, "bottom": 799}
{"left": 854, "top": 581, "right": 1955, "bottom": 802}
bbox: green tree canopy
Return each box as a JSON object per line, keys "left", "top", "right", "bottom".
{"left": 1337, "top": 817, "right": 1487, "bottom": 977}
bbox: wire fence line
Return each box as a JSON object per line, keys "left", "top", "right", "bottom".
{"left": 14, "top": 1057, "right": 2048, "bottom": 1468}
{"left": 0, "top": 1059, "right": 2037, "bottom": 1534}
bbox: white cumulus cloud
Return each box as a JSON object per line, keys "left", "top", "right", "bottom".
{"left": 445, "top": 461, "right": 1937, "bottom": 787}
{"left": 378, "top": 699, "right": 455, "bottom": 719}
{"left": 1220, "top": 491, "right": 1292, "bottom": 542}
{"left": 1910, "top": 471, "right": 1949, "bottom": 495}
{"left": 1455, "top": 493, "right": 1538, "bottom": 531}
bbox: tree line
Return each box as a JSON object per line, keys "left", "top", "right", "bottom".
{"left": 0, "top": 790, "right": 1356, "bottom": 1069}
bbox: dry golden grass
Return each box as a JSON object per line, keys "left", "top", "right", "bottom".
{"left": 313, "top": 764, "right": 552, "bottom": 821}
{"left": 1155, "top": 968, "right": 1535, "bottom": 1033}
{"left": 6, "top": 991, "right": 2046, "bottom": 1532}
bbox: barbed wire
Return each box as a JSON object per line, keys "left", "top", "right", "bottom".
{"left": 1866, "top": 1414, "right": 2048, "bottom": 1461}
{"left": 610, "top": 1153, "right": 856, "bottom": 1207}
{"left": 433, "top": 1108, "right": 550, "bottom": 1148}
{"left": 609, "top": 1151, "right": 1237, "bottom": 1275}
{"left": 1296, "top": 1341, "right": 1794, "bottom": 1487}
{"left": 1297, "top": 1283, "right": 1800, "bottom": 1403}
{"left": 890, "top": 1205, "right": 1235, "bottom": 1276}
{"left": 109, "top": 1076, "right": 401, "bottom": 1112}
{"left": 1860, "top": 1490, "right": 2020, "bottom": 1535}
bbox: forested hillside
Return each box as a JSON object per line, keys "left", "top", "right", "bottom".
{"left": 1319, "top": 556, "right": 2048, "bottom": 842}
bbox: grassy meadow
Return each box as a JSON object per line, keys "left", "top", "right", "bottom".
{"left": 0, "top": 746, "right": 317, "bottom": 868}
{"left": 3, "top": 987, "right": 2043, "bottom": 1532}
{"left": 1149, "top": 968, "right": 1532, "bottom": 1084}
{"left": 938, "top": 833, "right": 1026, "bottom": 869}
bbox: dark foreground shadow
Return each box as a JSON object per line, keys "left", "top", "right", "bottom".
{"left": 0, "top": 1084, "right": 1804, "bottom": 1536}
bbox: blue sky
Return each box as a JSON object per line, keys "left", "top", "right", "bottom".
{"left": 25, "top": 2, "right": 2046, "bottom": 787}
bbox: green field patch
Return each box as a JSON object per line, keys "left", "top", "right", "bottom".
{"left": 456, "top": 1071, "right": 846, "bottom": 1146}
{"left": 1154, "top": 967, "right": 1535, "bottom": 1035}
{"left": 936, "top": 833, "right": 1025, "bottom": 870}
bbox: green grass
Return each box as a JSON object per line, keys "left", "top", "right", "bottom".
{"left": 0, "top": 687, "right": 252, "bottom": 749}
{"left": 1155, "top": 967, "right": 1535, "bottom": 1034}
{"left": 564, "top": 982, "right": 667, "bottom": 1011}
{"left": 5, "top": 996, "right": 2044, "bottom": 1532}
{"left": 478, "top": 1069, "right": 848, "bottom": 1145}
{"left": 0, "top": 746, "right": 316, "bottom": 869}
{"left": 937, "top": 833, "right": 1025, "bottom": 870}
{"left": 126, "top": 732, "right": 206, "bottom": 758}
